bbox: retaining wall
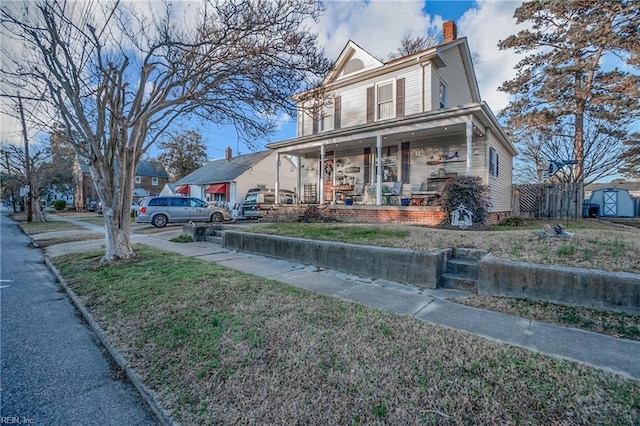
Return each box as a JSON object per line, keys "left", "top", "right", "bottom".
{"left": 478, "top": 255, "right": 640, "bottom": 315}
{"left": 222, "top": 231, "right": 449, "bottom": 289}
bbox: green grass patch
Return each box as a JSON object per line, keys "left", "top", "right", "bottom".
{"left": 246, "top": 222, "right": 409, "bottom": 244}
{"left": 51, "top": 246, "right": 640, "bottom": 424}
{"left": 456, "top": 296, "right": 640, "bottom": 341}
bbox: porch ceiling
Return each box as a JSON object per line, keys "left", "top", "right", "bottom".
{"left": 286, "top": 122, "right": 468, "bottom": 157}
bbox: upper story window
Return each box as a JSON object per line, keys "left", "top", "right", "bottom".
{"left": 439, "top": 80, "right": 448, "bottom": 109}
{"left": 377, "top": 82, "right": 394, "bottom": 120}
{"left": 135, "top": 176, "right": 141, "bottom": 184}
{"left": 151, "top": 177, "right": 159, "bottom": 186}
{"left": 320, "top": 103, "right": 334, "bottom": 132}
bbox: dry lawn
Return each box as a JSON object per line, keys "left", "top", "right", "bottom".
{"left": 54, "top": 246, "right": 640, "bottom": 425}
{"left": 250, "top": 219, "right": 640, "bottom": 274}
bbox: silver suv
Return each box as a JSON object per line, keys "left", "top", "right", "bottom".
{"left": 136, "top": 196, "right": 229, "bottom": 228}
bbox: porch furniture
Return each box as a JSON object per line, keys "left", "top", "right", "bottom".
{"left": 383, "top": 181, "right": 404, "bottom": 205}
{"left": 303, "top": 183, "right": 318, "bottom": 203}
{"left": 350, "top": 184, "right": 366, "bottom": 204}
{"left": 335, "top": 184, "right": 354, "bottom": 202}
{"left": 410, "top": 178, "right": 450, "bottom": 206}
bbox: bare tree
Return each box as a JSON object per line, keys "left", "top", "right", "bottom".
{"left": 1, "top": 143, "right": 71, "bottom": 221}
{"left": 1, "top": 0, "right": 329, "bottom": 260}
{"left": 510, "top": 118, "right": 628, "bottom": 184}
{"left": 388, "top": 33, "right": 437, "bottom": 60}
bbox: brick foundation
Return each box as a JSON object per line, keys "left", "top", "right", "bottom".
{"left": 256, "top": 204, "right": 447, "bottom": 226}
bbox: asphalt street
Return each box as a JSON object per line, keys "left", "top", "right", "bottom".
{"left": 0, "top": 212, "right": 158, "bottom": 425}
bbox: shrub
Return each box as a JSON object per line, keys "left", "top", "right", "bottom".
{"left": 441, "top": 176, "right": 491, "bottom": 224}
{"left": 497, "top": 216, "right": 524, "bottom": 227}
{"left": 52, "top": 200, "right": 67, "bottom": 211}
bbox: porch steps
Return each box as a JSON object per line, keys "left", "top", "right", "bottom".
{"left": 440, "top": 248, "right": 487, "bottom": 293}
{"left": 205, "top": 229, "right": 224, "bottom": 244}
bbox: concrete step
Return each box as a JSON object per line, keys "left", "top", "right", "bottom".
{"left": 440, "top": 273, "right": 478, "bottom": 293}
{"left": 205, "top": 235, "right": 223, "bottom": 244}
{"left": 445, "top": 258, "right": 479, "bottom": 279}
{"left": 452, "top": 248, "right": 488, "bottom": 261}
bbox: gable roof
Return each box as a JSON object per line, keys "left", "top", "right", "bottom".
{"left": 297, "top": 36, "right": 481, "bottom": 104}
{"left": 323, "top": 40, "right": 384, "bottom": 85}
{"left": 175, "top": 150, "right": 272, "bottom": 185}
{"left": 78, "top": 159, "right": 169, "bottom": 178}
{"left": 135, "top": 159, "right": 169, "bottom": 178}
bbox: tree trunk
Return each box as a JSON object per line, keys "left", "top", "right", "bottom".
{"left": 32, "top": 198, "right": 47, "bottom": 222}
{"left": 102, "top": 208, "right": 135, "bottom": 261}
{"left": 574, "top": 107, "right": 584, "bottom": 183}
{"left": 91, "top": 154, "right": 138, "bottom": 261}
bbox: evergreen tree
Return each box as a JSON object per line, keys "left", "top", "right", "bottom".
{"left": 499, "top": 0, "right": 640, "bottom": 183}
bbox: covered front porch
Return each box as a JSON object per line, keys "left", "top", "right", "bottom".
{"left": 268, "top": 104, "right": 493, "bottom": 212}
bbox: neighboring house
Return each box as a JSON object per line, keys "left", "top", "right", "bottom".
{"left": 266, "top": 21, "right": 517, "bottom": 224}
{"left": 134, "top": 159, "right": 170, "bottom": 200}
{"left": 174, "top": 148, "right": 298, "bottom": 207}
{"left": 46, "top": 159, "right": 170, "bottom": 209}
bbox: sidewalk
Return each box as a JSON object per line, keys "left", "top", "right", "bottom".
{"left": 42, "top": 215, "right": 640, "bottom": 380}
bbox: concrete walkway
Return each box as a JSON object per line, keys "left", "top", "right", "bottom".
{"left": 40, "top": 215, "right": 640, "bottom": 380}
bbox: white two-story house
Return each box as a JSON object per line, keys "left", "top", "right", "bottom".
{"left": 267, "top": 21, "right": 517, "bottom": 225}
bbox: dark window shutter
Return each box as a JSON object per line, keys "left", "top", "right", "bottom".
{"left": 396, "top": 78, "right": 405, "bottom": 117}
{"left": 401, "top": 141, "right": 410, "bottom": 180}
{"left": 366, "top": 86, "right": 374, "bottom": 123}
{"left": 312, "top": 106, "right": 319, "bottom": 135}
{"left": 333, "top": 96, "right": 341, "bottom": 129}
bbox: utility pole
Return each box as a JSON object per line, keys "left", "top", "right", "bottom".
{"left": 17, "top": 92, "right": 32, "bottom": 222}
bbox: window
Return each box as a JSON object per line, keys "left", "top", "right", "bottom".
{"left": 377, "top": 82, "right": 394, "bottom": 120}
{"left": 381, "top": 145, "right": 398, "bottom": 182}
{"left": 320, "top": 104, "right": 333, "bottom": 132}
{"left": 151, "top": 177, "right": 158, "bottom": 186}
{"left": 170, "top": 197, "right": 189, "bottom": 207}
{"left": 489, "top": 147, "right": 499, "bottom": 177}
{"left": 439, "top": 80, "right": 448, "bottom": 109}
{"left": 135, "top": 176, "right": 141, "bottom": 184}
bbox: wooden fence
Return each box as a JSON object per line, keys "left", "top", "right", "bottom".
{"left": 512, "top": 183, "right": 584, "bottom": 220}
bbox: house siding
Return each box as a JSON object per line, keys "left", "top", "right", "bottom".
{"left": 233, "top": 152, "right": 298, "bottom": 205}
{"left": 486, "top": 131, "right": 513, "bottom": 213}
{"left": 431, "top": 46, "right": 473, "bottom": 110}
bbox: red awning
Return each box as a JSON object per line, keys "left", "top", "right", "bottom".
{"left": 205, "top": 183, "right": 226, "bottom": 194}
{"left": 175, "top": 185, "right": 189, "bottom": 194}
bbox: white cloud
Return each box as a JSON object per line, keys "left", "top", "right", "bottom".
{"left": 458, "top": 0, "right": 523, "bottom": 113}
{"left": 310, "top": 0, "right": 524, "bottom": 114}
{"left": 312, "top": 0, "right": 442, "bottom": 61}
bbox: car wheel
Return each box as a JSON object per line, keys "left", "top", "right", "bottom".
{"left": 152, "top": 214, "right": 168, "bottom": 228}
{"left": 211, "top": 212, "right": 224, "bottom": 223}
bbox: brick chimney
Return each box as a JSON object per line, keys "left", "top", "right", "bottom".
{"left": 225, "top": 147, "right": 232, "bottom": 161}
{"left": 443, "top": 20, "right": 457, "bottom": 44}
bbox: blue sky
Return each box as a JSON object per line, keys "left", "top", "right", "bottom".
{"left": 198, "top": 0, "right": 523, "bottom": 159}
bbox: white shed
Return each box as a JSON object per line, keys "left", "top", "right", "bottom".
{"left": 588, "top": 188, "right": 637, "bottom": 217}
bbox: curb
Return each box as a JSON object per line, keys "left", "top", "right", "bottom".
{"left": 44, "top": 257, "right": 176, "bottom": 426}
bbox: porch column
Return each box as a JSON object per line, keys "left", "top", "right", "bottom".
{"left": 296, "top": 154, "right": 301, "bottom": 205}
{"left": 275, "top": 152, "right": 280, "bottom": 204}
{"left": 320, "top": 144, "right": 326, "bottom": 204}
{"left": 466, "top": 120, "right": 473, "bottom": 176}
{"left": 376, "top": 135, "right": 383, "bottom": 205}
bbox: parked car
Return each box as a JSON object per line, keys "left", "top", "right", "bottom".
{"left": 242, "top": 188, "right": 296, "bottom": 219}
{"left": 96, "top": 201, "right": 139, "bottom": 215}
{"left": 136, "top": 196, "right": 229, "bottom": 228}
